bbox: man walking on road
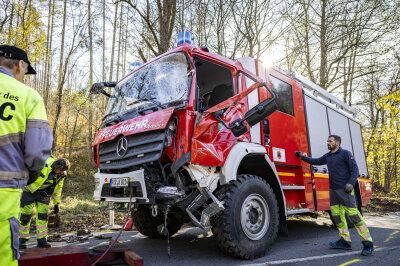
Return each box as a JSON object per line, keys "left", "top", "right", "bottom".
{"left": 0, "top": 45, "right": 52, "bottom": 265}
{"left": 295, "top": 135, "right": 374, "bottom": 256}
{"left": 19, "top": 155, "right": 70, "bottom": 249}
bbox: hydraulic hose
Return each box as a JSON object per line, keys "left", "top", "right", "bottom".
{"left": 91, "top": 194, "right": 133, "bottom": 266}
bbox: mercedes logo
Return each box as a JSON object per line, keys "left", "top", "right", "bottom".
{"left": 116, "top": 137, "right": 128, "bottom": 157}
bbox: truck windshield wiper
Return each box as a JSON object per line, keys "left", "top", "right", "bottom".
{"left": 127, "top": 98, "right": 163, "bottom": 109}
{"left": 162, "top": 99, "right": 187, "bottom": 107}
{"left": 102, "top": 112, "right": 122, "bottom": 122}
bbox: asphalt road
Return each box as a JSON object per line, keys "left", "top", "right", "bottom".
{"left": 26, "top": 212, "right": 400, "bottom": 266}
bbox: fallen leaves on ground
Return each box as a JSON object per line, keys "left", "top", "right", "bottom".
{"left": 48, "top": 209, "right": 128, "bottom": 234}
{"left": 365, "top": 195, "right": 400, "bottom": 213}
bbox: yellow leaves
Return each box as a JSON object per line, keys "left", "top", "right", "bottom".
{"left": 3, "top": 2, "right": 46, "bottom": 63}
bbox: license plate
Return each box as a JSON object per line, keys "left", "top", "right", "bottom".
{"left": 110, "top": 178, "right": 129, "bottom": 187}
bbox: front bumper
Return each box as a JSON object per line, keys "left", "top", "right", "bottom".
{"left": 93, "top": 169, "right": 148, "bottom": 203}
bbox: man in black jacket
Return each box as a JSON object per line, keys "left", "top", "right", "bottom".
{"left": 295, "top": 135, "right": 373, "bottom": 256}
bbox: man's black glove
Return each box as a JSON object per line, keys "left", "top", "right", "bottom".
{"left": 295, "top": 151, "right": 302, "bottom": 158}
{"left": 54, "top": 204, "right": 60, "bottom": 214}
{"left": 344, "top": 184, "right": 353, "bottom": 193}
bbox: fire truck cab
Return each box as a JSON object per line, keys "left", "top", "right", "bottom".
{"left": 91, "top": 37, "right": 371, "bottom": 259}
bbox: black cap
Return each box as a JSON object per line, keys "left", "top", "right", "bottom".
{"left": 0, "top": 45, "right": 36, "bottom": 75}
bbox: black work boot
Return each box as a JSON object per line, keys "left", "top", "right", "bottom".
{"left": 361, "top": 241, "right": 374, "bottom": 256}
{"left": 19, "top": 238, "right": 28, "bottom": 250}
{"left": 37, "top": 238, "right": 51, "bottom": 248}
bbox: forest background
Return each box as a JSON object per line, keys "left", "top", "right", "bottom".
{"left": 0, "top": 0, "right": 399, "bottom": 200}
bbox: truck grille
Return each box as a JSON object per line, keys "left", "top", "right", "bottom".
{"left": 98, "top": 130, "right": 166, "bottom": 170}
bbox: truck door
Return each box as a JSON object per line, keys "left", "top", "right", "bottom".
{"left": 257, "top": 66, "right": 314, "bottom": 211}
{"left": 190, "top": 55, "right": 244, "bottom": 166}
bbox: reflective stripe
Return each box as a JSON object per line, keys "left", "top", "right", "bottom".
{"left": 277, "top": 172, "right": 295, "bottom": 177}
{"left": 53, "top": 196, "right": 61, "bottom": 200}
{"left": 39, "top": 183, "right": 52, "bottom": 189}
{"left": 19, "top": 226, "right": 30, "bottom": 232}
{"left": 339, "top": 228, "right": 349, "bottom": 234}
{"left": 360, "top": 232, "right": 371, "bottom": 241}
{"left": 54, "top": 190, "right": 62, "bottom": 194}
{"left": 26, "top": 119, "right": 50, "bottom": 129}
{"left": 19, "top": 232, "right": 30, "bottom": 238}
{"left": 0, "top": 132, "right": 24, "bottom": 147}
{"left": 36, "top": 230, "right": 48, "bottom": 238}
{"left": 0, "top": 170, "right": 28, "bottom": 180}
{"left": 27, "top": 184, "right": 35, "bottom": 193}
{"left": 356, "top": 224, "right": 368, "bottom": 233}
{"left": 36, "top": 224, "right": 47, "bottom": 230}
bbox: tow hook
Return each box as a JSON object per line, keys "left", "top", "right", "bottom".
{"left": 151, "top": 204, "right": 158, "bottom": 217}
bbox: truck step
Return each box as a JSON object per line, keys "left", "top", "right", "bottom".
{"left": 281, "top": 186, "right": 305, "bottom": 190}
{"left": 287, "top": 208, "right": 310, "bottom": 215}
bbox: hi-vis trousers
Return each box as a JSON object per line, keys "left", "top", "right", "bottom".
{"left": 19, "top": 191, "right": 50, "bottom": 240}
{"left": 330, "top": 189, "right": 373, "bottom": 245}
{"left": 0, "top": 188, "right": 21, "bottom": 266}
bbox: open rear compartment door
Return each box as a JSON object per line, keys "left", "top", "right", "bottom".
{"left": 303, "top": 89, "right": 370, "bottom": 210}
{"left": 303, "top": 95, "right": 331, "bottom": 211}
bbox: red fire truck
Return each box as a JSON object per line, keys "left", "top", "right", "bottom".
{"left": 91, "top": 35, "right": 371, "bottom": 259}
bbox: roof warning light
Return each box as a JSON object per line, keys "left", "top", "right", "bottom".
{"left": 129, "top": 61, "right": 142, "bottom": 72}
{"left": 177, "top": 31, "right": 193, "bottom": 46}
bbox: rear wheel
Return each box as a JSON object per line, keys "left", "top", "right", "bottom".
{"left": 211, "top": 175, "right": 279, "bottom": 259}
{"left": 131, "top": 205, "right": 183, "bottom": 238}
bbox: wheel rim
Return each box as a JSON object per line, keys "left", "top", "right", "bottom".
{"left": 240, "top": 193, "right": 270, "bottom": 240}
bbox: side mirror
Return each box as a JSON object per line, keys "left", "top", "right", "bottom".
{"left": 90, "top": 82, "right": 117, "bottom": 97}
{"left": 230, "top": 82, "right": 277, "bottom": 137}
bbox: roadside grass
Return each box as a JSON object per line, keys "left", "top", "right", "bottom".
{"left": 60, "top": 196, "right": 108, "bottom": 216}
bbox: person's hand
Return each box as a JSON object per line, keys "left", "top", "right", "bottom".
{"left": 295, "top": 151, "right": 302, "bottom": 158}
{"left": 344, "top": 184, "right": 353, "bottom": 193}
{"left": 54, "top": 204, "right": 60, "bottom": 214}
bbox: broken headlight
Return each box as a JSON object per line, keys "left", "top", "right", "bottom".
{"left": 164, "top": 121, "right": 176, "bottom": 148}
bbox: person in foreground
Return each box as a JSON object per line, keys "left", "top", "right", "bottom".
{"left": 19, "top": 156, "right": 70, "bottom": 249}
{"left": 295, "top": 135, "right": 374, "bottom": 256}
{"left": 0, "top": 45, "right": 52, "bottom": 265}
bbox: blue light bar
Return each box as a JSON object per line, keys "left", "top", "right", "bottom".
{"left": 129, "top": 61, "right": 142, "bottom": 71}
{"left": 177, "top": 31, "right": 193, "bottom": 46}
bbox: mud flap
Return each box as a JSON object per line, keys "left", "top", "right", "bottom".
{"left": 9, "top": 216, "right": 20, "bottom": 260}
{"left": 278, "top": 215, "right": 289, "bottom": 237}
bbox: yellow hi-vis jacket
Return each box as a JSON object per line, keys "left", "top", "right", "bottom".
{"left": 24, "top": 156, "right": 66, "bottom": 205}
{"left": 0, "top": 71, "right": 53, "bottom": 189}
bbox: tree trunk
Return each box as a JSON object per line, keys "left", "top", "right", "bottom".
{"left": 52, "top": 0, "right": 67, "bottom": 151}
{"left": 44, "top": 0, "right": 55, "bottom": 111}
{"left": 88, "top": 0, "right": 93, "bottom": 145}
{"left": 7, "top": 3, "right": 14, "bottom": 45}
{"left": 319, "top": 0, "right": 327, "bottom": 89}
{"left": 109, "top": 2, "right": 119, "bottom": 82}
{"left": 116, "top": 4, "right": 123, "bottom": 80}
{"left": 43, "top": 0, "right": 53, "bottom": 108}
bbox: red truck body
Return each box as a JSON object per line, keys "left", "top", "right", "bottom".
{"left": 92, "top": 42, "right": 371, "bottom": 259}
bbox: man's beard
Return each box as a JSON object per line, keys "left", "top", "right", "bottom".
{"left": 328, "top": 144, "right": 336, "bottom": 150}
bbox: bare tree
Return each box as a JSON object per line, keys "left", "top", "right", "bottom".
{"left": 117, "top": 0, "right": 177, "bottom": 61}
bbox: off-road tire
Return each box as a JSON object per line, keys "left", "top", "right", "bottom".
{"left": 211, "top": 175, "right": 279, "bottom": 260}
{"left": 131, "top": 205, "right": 183, "bottom": 238}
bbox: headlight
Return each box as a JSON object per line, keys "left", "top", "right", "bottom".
{"left": 94, "top": 177, "right": 100, "bottom": 191}
{"left": 164, "top": 121, "right": 176, "bottom": 148}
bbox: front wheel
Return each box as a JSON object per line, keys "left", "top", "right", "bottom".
{"left": 211, "top": 175, "right": 279, "bottom": 259}
{"left": 131, "top": 205, "right": 183, "bottom": 238}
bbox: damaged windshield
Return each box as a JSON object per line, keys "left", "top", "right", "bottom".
{"left": 105, "top": 53, "right": 190, "bottom": 118}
